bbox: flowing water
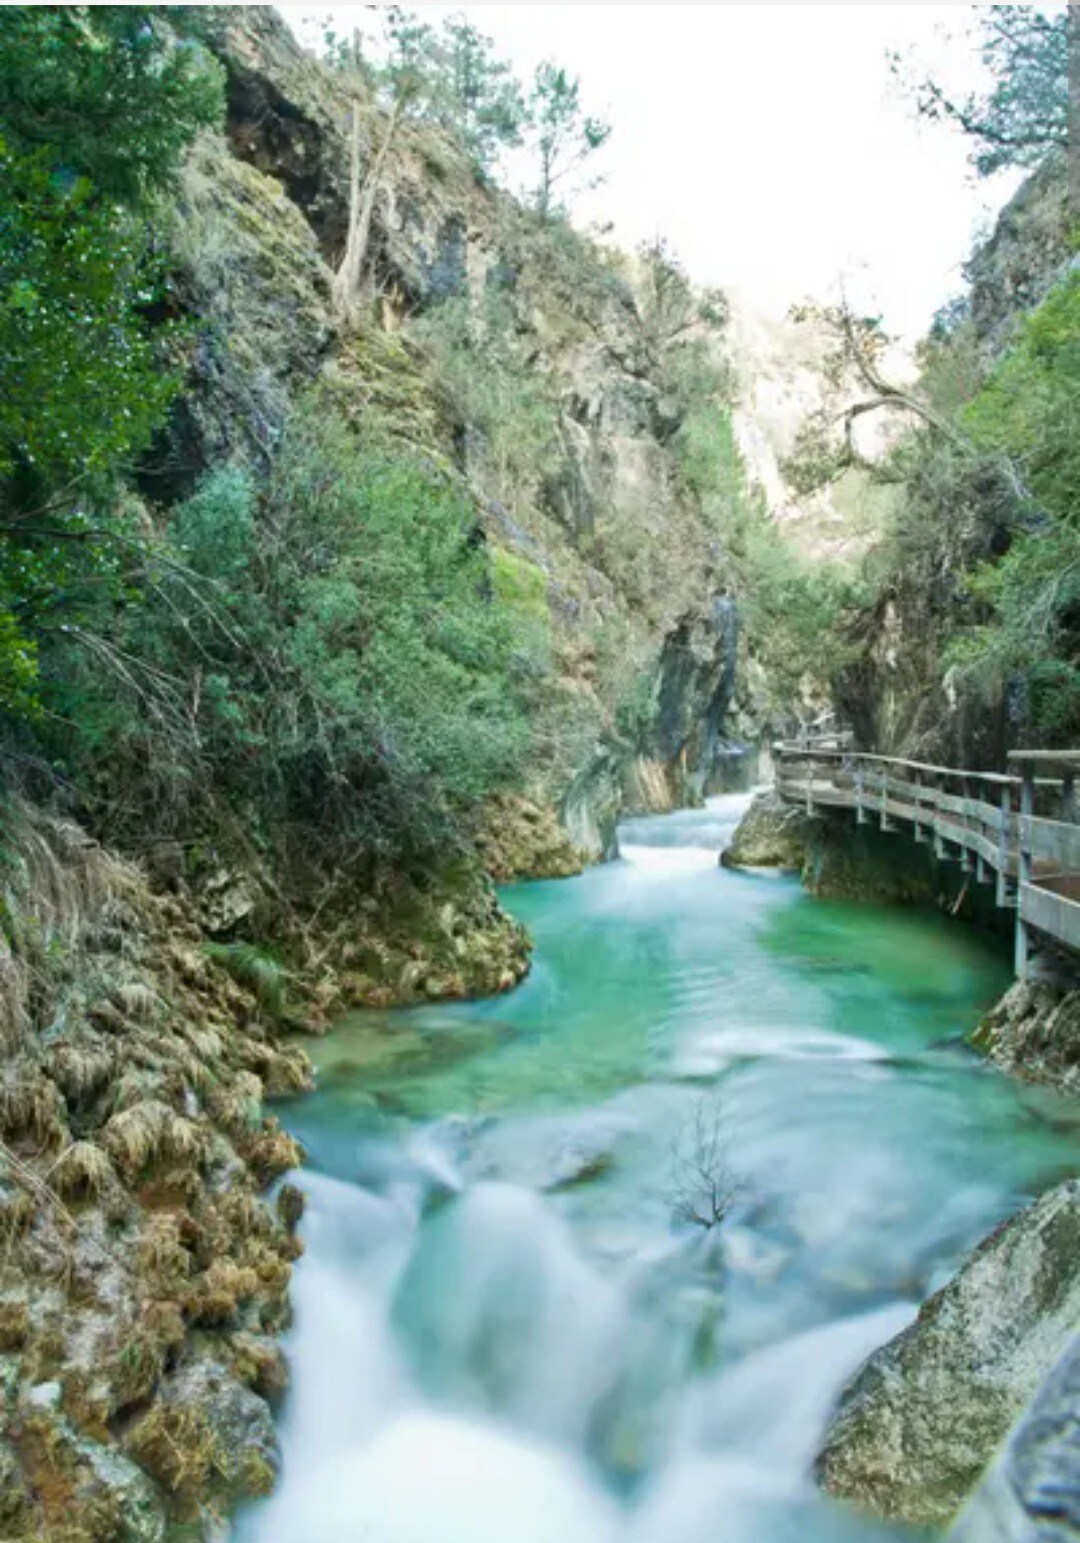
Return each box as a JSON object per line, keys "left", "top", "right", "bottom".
{"left": 237, "top": 794, "right": 1079, "bottom": 1543}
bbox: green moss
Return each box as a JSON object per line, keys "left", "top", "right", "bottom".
{"left": 491, "top": 548, "right": 549, "bottom": 624}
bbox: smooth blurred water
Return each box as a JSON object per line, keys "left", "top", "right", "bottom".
{"left": 237, "top": 794, "right": 1079, "bottom": 1543}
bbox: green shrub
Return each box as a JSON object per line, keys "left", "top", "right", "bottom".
{"left": 47, "top": 399, "right": 543, "bottom": 862}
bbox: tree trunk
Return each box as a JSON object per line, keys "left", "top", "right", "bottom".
{"left": 333, "top": 94, "right": 404, "bottom": 323}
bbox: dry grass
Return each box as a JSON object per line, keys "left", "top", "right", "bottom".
{"left": 137, "top": 1213, "right": 191, "bottom": 1293}
{"left": 126, "top": 1402, "right": 221, "bottom": 1495}
{"left": 187, "top": 1256, "right": 260, "bottom": 1325}
{"left": 207, "top": 1071, "right": 263, "bottom": 1136}
{"left": 0, "top": 1062, "right": 68, "bottom": 1149}
{"left": 45, "top": 1042, "right": 115, "bottom": 1105}
{"left": 0, "top": 1295, "right": 30, "bottom": 1350}
{"left": 110, "top": 980, "right": 160, "bottom": 1023}
{"left": 225, "top": 1331, "right": 288, "bottom": 1402}
{"left": 242, "top": 1041, "right": 312, "bottom": 1096}
{"left": 102, "top": 1100, "right": 208, "bottom": 1177}
{"left": 241, "top": 1124, "right": 303, "bottom": 1182}
{"left": 51, "top": 1142, "right": 115, "bottom": 1201}
{"left": 0, "top": 799, "right": 137, "bottom": 1053}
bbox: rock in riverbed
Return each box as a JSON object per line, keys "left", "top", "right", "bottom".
{"left": 950, "top": 1333, "right": 1080, "bottom": 1543}
{"left": 816, "top": 1180, "right": 1080, "bottom": 1529}
{"left": 720, "top": 792, "right": 812, "bottom": 871}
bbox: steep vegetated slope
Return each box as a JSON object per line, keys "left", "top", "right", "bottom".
{"left": 0, "top": 9, "right": 852, "bottom": 1535}
{"left": 1, "top": 6, "right": 840, "bottom": 1020}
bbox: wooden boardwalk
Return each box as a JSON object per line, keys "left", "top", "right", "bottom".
{"left": 774, "top": 739, "right": 1080, "bottom": 979}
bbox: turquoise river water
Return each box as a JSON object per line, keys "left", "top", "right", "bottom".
{"left": 237, "top": 793, "right": 1079, "bottom": 1543}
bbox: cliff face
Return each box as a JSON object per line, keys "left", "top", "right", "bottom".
{"left": 157, "top": 8, "right": 749, "bottom": 852}
{"left": 726, "top": 293, "right": 907, "bottom": 565}
{"left": 966, "top": 152, "right": 1074, "bottom": 357}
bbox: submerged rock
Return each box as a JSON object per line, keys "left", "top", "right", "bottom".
{"left": 950, "top": 1333, "right": 1080, "bottom": 1543}
{"left": 721, "top": 792, "right": 812, "bottom": 871}
{"left": 816, "top": 1180, "right": 1080, "bottom": 1528}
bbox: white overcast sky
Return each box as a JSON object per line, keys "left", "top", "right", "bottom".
{"left": 279, "top": 4, "right": 1029, "bottom": 341}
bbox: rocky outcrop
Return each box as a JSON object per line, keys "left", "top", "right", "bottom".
{"left": 561, "top": 755, "right": 623, "bottom": 865}
{"left": 721, "top": 791, "right": 811, "bottom": 871}
{"left": 967, "top": 154, "right": 1073, "bottom": 358}
{"left": 296, "top": 863, "right": 532, "bottom": 1019}
{"left": 972, "top": 980, "right": 1080, "bottom": 1098}
{"left": 0, "top": 800, "right": 309, "bottom": 1541}
{"left": 650, "top": 596, "right": 742, "bottom": 802}
{"left": 474, "top": 795, "right": 587, "bottom": 883}
{"left": 950, "top": 1334, "right": 1080, "bottom": 1543}
{"left": 816, "top": 1181, "right": 1080, "bottom": 1529}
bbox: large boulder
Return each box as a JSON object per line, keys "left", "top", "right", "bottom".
{"left": 721, "top": 791, "right": 812, "bottom": 871}
{"left": 816, "top": 1181, "right": 1080, "bottom": 1529}
{"left": 950, "top": 1334, "right": 1080, "bottom": 1543}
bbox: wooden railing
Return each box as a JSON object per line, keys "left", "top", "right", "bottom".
{"left": 774, "top": 743, "right": 1080, "bottom": 978}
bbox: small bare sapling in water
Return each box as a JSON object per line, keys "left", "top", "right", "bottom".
{"left": 668, "top": 1096, "right": 745, "bottom": 1230}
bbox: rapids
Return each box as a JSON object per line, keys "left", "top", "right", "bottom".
{"left": 236, "top": 794, "right": 1078, "bottom": 1543}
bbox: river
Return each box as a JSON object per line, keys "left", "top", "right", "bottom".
{"left": 237, "top": 793, "right": 1077, "bottom": 1543}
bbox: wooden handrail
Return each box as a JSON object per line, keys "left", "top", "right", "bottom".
{"left": 773, "top": 744, "right": 1067, "bottom": 791}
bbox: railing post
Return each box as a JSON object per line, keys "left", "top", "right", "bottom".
{"left": 1062, "top": 770, "right": 1076, "bottom": 825}
{"left": 1015, "top": 766, "right": 1034, "bottom": 978}
{"left": 996, "top": 782, "right": 1011, "bottom": 907}
{"left": 933, "top": 774, "right": 946, "bottom": 859}
{"left": 913, "top": 770, "right": 925, "bottom": 843}
{"left": 959, "top": 775, "right": 973, "bottom": 874}
{"left": 855, "top": 762, "right": 866, "bottom": 825}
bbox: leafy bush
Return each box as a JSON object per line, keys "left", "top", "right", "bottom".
{"left": 48, "top": 401, "right": 541, "bottom": 862}
{"left": 0, "top": 6, "right": 224, "bottom": 201}
{"left": 0, "top": 7, "right": 224, "bottom": 715}
{"left": 965, "top": 269, "right": 1080, "bottom": 524}
{"left": 0, "top": 137, "right": 178, "bottom": 492}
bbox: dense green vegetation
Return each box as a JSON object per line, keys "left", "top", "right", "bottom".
{"left": 787, "top": 11, "right": 1080, "bottom": 755}
{"left": 0, "top": 6, "right": 553, "bottom": 877}
{"left": 948, "top": 268, "right": 1080, "bottom": 737}
{"left": 48, "top": 405, "right": 540, "bottom": 859}
{"left": 0, "top": 7, "right": 222, "bottom": 711}
{"left": 0, "top": 0, "right": 954, "bottom": 903}
{"left": 814, "top": 253, "right": 1080, "bottom": 748}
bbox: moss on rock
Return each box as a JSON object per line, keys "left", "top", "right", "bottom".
{"left": 0, "top": 801, "right": 310, "bottom": 1542}
{"left": 972, "top": 979, "right": 1080, "bottom": 1097}
{"left": 475, "top": 794, "right": 587, "bottom": 883}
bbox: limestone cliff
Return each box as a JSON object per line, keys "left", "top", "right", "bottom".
{"left": 157, "top": 6, "right": 751, "bottom": 858}
{"left": 726, "top": 292, "right": 907, "bottom": 565}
